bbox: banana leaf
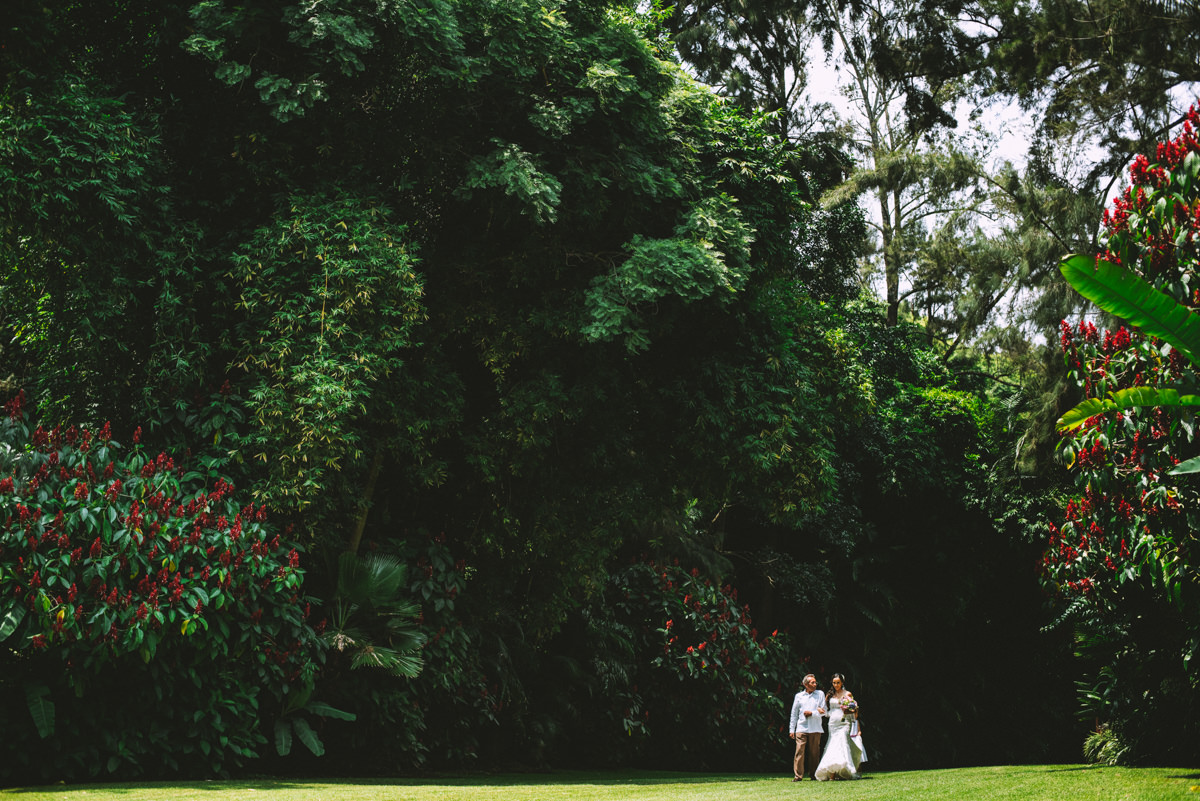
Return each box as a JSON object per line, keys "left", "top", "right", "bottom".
{"left": 1058, "top": 387, "right": 1200, "bottom": 430}
{"left": 275, "top": 719, "right": 293, "bottom": 756}
{"left": 305, "top": 701, "right": 357, "bottom": 721}
{"left": 292, "top": 716, "right": 325, "bottom": 757}
{"left": 24, "top": 684, "right": 54, "bottom": 739}
{"left": 1060, "top": 253, "right": 1200, "bottom": 364}
{"left": 0, "top": 606, "right": 25, "bottom": 641}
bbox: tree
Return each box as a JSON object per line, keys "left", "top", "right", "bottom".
{"left": 834, "top": 0, "right": 1200, "bottom": 386}
{"left": 663, "top": 0, "right": 825, "bottom": 144}
{"left": 814, "top": 0, "right": 981, "bottom": 330}
{"left": 664, "top": 0, "right": 1043, "bottom": 349}
{"left": 868, "top": 0, "right": 1200, "bottom": 179}
{"left": 989, "top": 0, "right": 1200, "bottom": 185}
{"left": 660, "top": 1, "right": 870, "bottom": 300}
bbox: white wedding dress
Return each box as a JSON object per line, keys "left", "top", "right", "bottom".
{"left": 814, "top": 694, "right": 867, "bottom": 780}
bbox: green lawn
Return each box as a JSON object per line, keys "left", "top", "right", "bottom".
{"left": 4, "top": 766, "right": 1199, "bottom": 801}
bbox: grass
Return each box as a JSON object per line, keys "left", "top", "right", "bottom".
{"left": 4, "top": 766, "right": 1200, "bottom": 801}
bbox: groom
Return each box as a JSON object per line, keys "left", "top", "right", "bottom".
{"left": 789, "top": 673, "right": 826, "bottom": 781}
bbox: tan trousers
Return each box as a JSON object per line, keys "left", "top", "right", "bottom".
{"left": 794, "top": 731, "right": 822, "bottom": 779}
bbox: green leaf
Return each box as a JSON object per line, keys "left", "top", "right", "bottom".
{"left": 274, "top": 720, "right": 292, "bottom": 756}
{"left": 283, "top": 679, "right": 315, "bottom": 716}
{"left": 0, "top": 606, "right": 25, "bottom": 641}
{"left": 1184, "top": 150, "right": 1200, "bottom": 181}
{"left": 24, "top": 683, "right": 54, "bottom": 739}
{"left": 292, "top": 716, "right": 325, "bottom": 757}
{"left": 1060, "top": 253, "right": 1200, "bottom": 364}
{"left": 349, "top": 645, "right": 424, "bottom": 678}
{"left": 1057, "top": 388, "right": 1200, "bottom": 431}
{"left": 305, "top": 701, "right": 357, "bottom": 721}
{"left": 1169, "top": 454, "right": 1200, "bottom": 475}
{"left": 335, "top": 551, "right": 408, "bottom": 606}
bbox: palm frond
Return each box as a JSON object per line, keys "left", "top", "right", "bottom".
{"left": 350, "top": 645, "right": 424, "bottom": 678}
{"left": 336, "top": 551, "right": 409, "bottom": 608}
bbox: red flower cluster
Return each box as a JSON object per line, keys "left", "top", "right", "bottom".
{"left": 4, "top": 390, "right": 25, "bottom": 421}
{"left": 0, "top": 397, "right": 317, "bottom": 693}
{"left": 1153, "top": 106, "right": 1200, "bottom": 168}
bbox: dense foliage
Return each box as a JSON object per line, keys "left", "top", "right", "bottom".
{"left": 590, "top": 559, "right": 803, "bottom": 769}
{"left": 1049, "top": 110, "right": 1200, "bottom": 765}
{"left": 0, "top": 0, "right": 1083, "bottom": 779}
{"left": 0, "top": 392, "right": 325, "bottom": 781}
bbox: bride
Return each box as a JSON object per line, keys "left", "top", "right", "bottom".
{"left": 814, "top": 673, "right": 867, "bottom": 780}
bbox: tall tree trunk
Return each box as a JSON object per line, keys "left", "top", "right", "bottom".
{"left": 346, "top": 443, "right": 384, "bottom": 555}
{"left": 879, "top": 189, "right": 900, "bottom": 326}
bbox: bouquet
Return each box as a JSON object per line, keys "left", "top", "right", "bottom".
{"left": 841, "top": 696, "right": 858, "bottom": 716}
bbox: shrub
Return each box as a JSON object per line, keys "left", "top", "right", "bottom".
{"left": 0, "top": 391, "right": 324, "bottom": 781}
{"left": 588, "top": 558, "right": 804, "bottom": 770}
{"left": 1082, "top": 725, "right": 1129, "bottom": 766}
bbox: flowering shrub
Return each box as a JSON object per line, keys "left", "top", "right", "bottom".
{"left": 0, "top": 392, "right": 323, "bottom": 782}
{"left": 1051, "top": 321, "right": 1195, "bottom": 597}
{"left": 1099, "top": 107, "right": 1200, "bottom": 292}
{"left": 1050, "top": 106, "right": 1200, "bottom": 764}
{"left": 596, "top": 559, "right": 804, "bottom": 770}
